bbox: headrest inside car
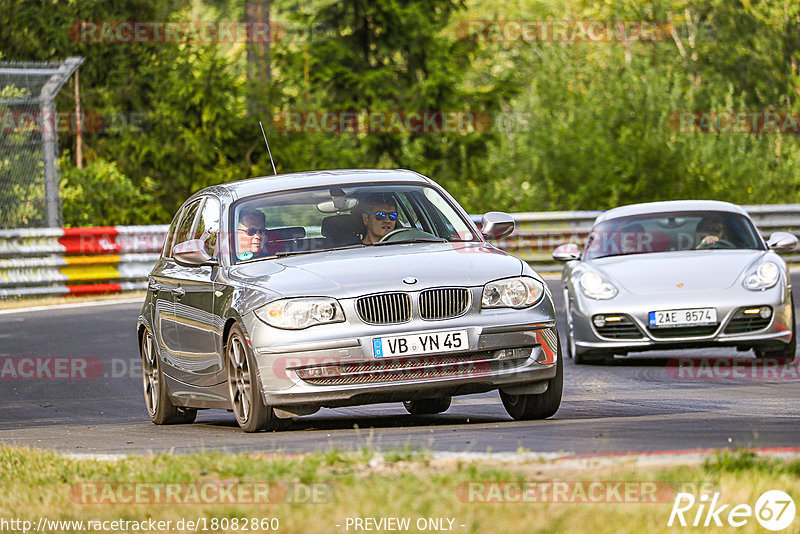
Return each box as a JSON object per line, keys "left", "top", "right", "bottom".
{"left": 268, "top": 226, "right": 306, "bottom": 241}
{"left": 321, "top": 214, "right": 365, "bottom": 237}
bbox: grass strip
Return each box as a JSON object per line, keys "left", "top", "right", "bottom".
{"left": 0, "top": 446, "right": 798, "bottom": 533}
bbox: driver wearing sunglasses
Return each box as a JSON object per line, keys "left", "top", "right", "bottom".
{"left": 237, "top": 208, "right": 268, "bottom": 257}
{"left": 361, "top": 195, "right": 398, "bottom": 245}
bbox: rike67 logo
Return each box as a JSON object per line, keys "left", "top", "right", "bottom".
{"left": 668, "top": 490, "right": 795, "bottom": 530}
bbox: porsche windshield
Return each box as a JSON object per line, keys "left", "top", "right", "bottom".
{"left": 582, "top": 211, "right": 765, "bottom": 260}
{"left": 231, "top": 183, "right": 478, "bottom": 262}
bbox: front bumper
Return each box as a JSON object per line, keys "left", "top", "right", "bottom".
{"left": 570, "top": 284, "right": 793, "bottom": 356}
{"left": 244, "top": 294, "right": 559, "bottom": 407}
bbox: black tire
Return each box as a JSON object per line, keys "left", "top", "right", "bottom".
{"left": 226, "top": 323, "right": 282, "bottom": 433}
{"left": 564, "top": 290, "right": 606, "bottom": 364}
{"left": 500, "top": 334, "right": 564, "bottom": 420}
{"left": 403, "top": 397, "right": 452, "bottom": 415}
{"left": 141, "top": 326, "right": 197, "bottom": 425}
{"left": 756, "top": 295, "right": 797, "bottom": 364}
{"left": 574, "top": 351, "right": 610, "bottom": 365}
{"left": 573, "top": 349, "right": 588, "bottom": 364}
{"left": 563, "top": 289, "right": 576, "bottom": 361}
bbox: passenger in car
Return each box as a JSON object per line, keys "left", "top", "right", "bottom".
{"left": 237, "top": 208, "right": 268, "bottom": 259}
{"left": 361, "top": 195, "right": 398, "bottom": 244}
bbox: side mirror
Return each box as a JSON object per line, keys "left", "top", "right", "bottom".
{"left": 173, "top": 239, "right": 217, "bottom": 267}
{"left": 481, "top": 211, "right": 515, "bottom": 239}
{"left": 553, "top": 243, "right": 581, "bottom": 262}
{"left": 766, "top": 231, "right": 798, "bottom": 252}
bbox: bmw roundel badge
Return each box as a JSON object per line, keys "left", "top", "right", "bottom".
{"left": 402, "top": 277, "right": 417, "bottom": 285}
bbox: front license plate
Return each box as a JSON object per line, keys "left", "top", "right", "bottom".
{"left": 648, "top": 308, "right": 717, "bottom": 328}
{"left": 373, "top": 329, "right": 468, "bottom": 358}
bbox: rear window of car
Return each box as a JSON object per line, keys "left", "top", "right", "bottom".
{"left": 582, "top": 211, "right": 765, "bottom": 260}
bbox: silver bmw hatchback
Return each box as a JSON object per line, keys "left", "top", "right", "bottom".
{"left": 138, "top": 169, "right": 562, "bottom": 432}
{"left": 553, "top": 200, "right": 797, "bottom": 364}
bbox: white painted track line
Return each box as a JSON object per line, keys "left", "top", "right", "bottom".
{"left": 0, "top": 297, "right": 143, "bottom": 315}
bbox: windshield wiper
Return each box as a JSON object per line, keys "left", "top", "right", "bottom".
{"left": 274, "top": 243, "right": 366, "bottom": 257}
{"left": 373, "top": 237, "right": 448, "bottom": 246}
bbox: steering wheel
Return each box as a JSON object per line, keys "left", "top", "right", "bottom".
{"left": 698, "top": 238, "right": 735, "bottom": 249}
{"left": 378, "top": 227, "right": 437, "bottom": 243}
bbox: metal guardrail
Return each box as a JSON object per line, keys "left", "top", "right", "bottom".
{"left": 2, "top": 205, "right": 800, "bottom": 298}
{"left": 0, "top": 225, "right": 168, "bottom": 297}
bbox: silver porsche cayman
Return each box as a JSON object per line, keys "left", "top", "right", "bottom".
{"left": 553, "top": 200, "right": 797, "bottom": 364}
{"left": 138, "top": 169, "right": 562, "bottom": 432}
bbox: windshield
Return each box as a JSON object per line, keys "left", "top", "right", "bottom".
{"left": 230, "top": 183, "right": 478, "bottom": 263}
{"left": 582, "top": 211, "right": 765, "bottom": 260}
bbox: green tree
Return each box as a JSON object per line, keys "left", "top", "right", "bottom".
{"left": 60, "top": 157, "right": 157, "bottom": 227}
{"left": 268, "top": 0, "right": 518, "bottom": 193}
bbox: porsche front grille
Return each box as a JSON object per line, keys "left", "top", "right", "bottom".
{"left": 647, "top": 324, "right": 719, "bottom": 338}
{"left": 725, "top": 307, "right": 772, "bottom": 334}
{"left": 419, "top": 288, "right": 470, "bottom": 320}
{"left": 593, "top": 315, "right": 642, "bottom": 339}
{"left": 356, "top": 292, "right": 412, "bottom": 325}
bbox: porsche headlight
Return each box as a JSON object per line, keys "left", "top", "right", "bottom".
{"left": 743, "top": 261, "right": 780, "bottom": 291}
{"left": 481, "top": 276, "right": 544, "bottom": 309}
{"left": 579, "top": 272, "right": 618, "bottom": 300}
{"left": 255, "top": 298, "right": 345, "bottom": 329}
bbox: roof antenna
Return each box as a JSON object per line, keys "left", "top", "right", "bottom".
{"left": 259, "top": 121, "right": 278, "bottom": 176}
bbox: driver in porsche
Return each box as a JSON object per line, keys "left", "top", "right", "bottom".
{"left": 695, "top": 216, "right": 726, "bottom": 249}
{"left": 361, "top": 195, "right": 398, "bottom": 244}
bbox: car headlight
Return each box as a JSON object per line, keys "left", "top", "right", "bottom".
{"left": 481, "top": 276, "right": 544, "bottom": 309}
{"left": 255, "top": 298, "right": 345, "bottom": 329}
{"left": 579, "top": 272, "right": 618, "bottom": 300}
{"left": 743, "top": 261, "right": 780, "bottom": 291}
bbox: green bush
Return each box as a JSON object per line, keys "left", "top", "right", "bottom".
{"left": 59, "top": 158, "right": 157, "bottom": 227}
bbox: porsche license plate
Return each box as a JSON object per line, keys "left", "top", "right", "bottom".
{"left": 373, "top": 329, "right": 468, "bottom": 358}
{"left": 649, "top": 308, "right": 717, "bottom": 328}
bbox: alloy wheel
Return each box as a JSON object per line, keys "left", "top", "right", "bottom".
{"left": 227, "top": 334, "right": 252, "bottom": 424}
{"left": 141, "top": 330, "right": 159, "bottom": 416}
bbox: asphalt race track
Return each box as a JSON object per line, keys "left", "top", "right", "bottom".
{"left": 1, "top": 278, "right": 798, "bottom": 456}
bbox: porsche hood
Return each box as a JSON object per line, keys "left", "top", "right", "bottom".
{"left": 589, "top": 250, "right": 766, "bottom": 294}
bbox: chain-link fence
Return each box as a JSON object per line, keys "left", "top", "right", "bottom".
{"left": 0, "top": 57, "right": 83, "bottom": 229}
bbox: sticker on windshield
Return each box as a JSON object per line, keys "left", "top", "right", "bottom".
{"left": 238, "top": 251, "right": 254, "bottom": 261}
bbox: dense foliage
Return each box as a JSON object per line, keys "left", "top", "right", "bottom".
{"left": 1, "top": 0, "right": 799, "bottom": 226}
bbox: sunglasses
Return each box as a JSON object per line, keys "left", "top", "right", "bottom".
{"left": 367, "top": 211, "right": 398, "bottom": 221}
{"left": 238, "top": 227, "right": 267, "bottom": 236}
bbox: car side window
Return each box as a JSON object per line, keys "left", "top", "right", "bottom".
{"left": 162, "top": 210, "right": 183, "bottom": 258}
{"left": 193, "top": 197, "right": 221, "bottom": 256}
{"left": 172, "top": 199, "right": 202, "bottom": 253}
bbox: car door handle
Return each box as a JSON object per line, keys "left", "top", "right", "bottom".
{"left": 172, "top": 287, "right": 186, "bottom": 298}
